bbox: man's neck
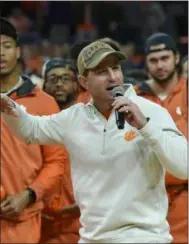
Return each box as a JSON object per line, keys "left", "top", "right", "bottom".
{"left": 0, "top": 70, "right": 20, "bottom": 93}
{"left": 93, "top": 100, "right": 112, "bottom": 115}
{"left": 147, "top": 72, "right": 179, "bottom": 97}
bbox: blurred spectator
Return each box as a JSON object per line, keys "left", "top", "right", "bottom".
{"left": 70, "top": 41, "right": 91, "bottom": 62}
{"left": 181, "top": 55, "right": 188, "bottom": 79}
{"left": 23, "top": 43, "right": 44, "bottom": 75}
{"left": 7, "top": 8, "right": 32, "bottom": 35}
{"left": 92, "top": 2, "right": 124, "bottom": 38}
{"left": 139, "top": 2, "right": 166, "bottom": 40}
{"left": 45, "top": 1, "right": 74, "bottom": 44}
{"left": 18, "top": 57, "right": 43, "bottom": 88}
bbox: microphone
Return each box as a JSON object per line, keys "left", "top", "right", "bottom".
{"left": 111, "top": 86, "right": 125, "bottom": 129}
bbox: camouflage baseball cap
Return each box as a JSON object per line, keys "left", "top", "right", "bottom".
{"left": 77, "top": 41, "right": 126, "bottom": 75}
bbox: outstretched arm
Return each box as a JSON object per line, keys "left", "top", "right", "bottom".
{"left": 1, "top": 94, "right": 69, "bottom": 145}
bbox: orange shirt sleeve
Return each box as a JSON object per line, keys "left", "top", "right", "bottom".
{"left": 28, "top": 91, "right": 66, "bottom": 201}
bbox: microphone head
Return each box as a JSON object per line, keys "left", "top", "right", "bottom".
{"left": 111, "top": 86, "right": 125, "bottom": 97}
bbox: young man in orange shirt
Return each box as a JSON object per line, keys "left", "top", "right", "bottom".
{"left": 0, "top": 18, "right": 65, "bottom": 243}
{"left": 40, "top": 58, "right": 81, "bottom": 243}
{"left": 135, "top": 33, "right": 188, "bottom": 244}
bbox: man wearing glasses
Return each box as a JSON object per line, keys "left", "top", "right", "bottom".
{"left": 40, "top": 58, "right": 80, "bottom": 243}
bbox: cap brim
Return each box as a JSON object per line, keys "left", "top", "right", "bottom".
{"left": 86, "top": 50, "right": 127, "bottom": 70}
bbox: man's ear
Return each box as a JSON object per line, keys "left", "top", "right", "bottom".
{"left": 78, "top": 75, "right": 89, "bottom": 91}
{"left": 16, "top": 47, "right": 21, "bottom": 59}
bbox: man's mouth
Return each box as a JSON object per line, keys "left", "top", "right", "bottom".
{"left": 0, "top": 61, "right": 7, "bottom": 68}
{"left": 55, "top": 91, "right": 67, "bottom": 97}
{"left": 106, "top": 85, "right": 118, "bottom": 91}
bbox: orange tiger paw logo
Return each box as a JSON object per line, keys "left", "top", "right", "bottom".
{"left": 124, "top": 130, "right": 137, "bottom": 141}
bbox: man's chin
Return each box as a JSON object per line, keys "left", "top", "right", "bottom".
{"left": 0, "top": 70, "right": 11, "bottom": 77}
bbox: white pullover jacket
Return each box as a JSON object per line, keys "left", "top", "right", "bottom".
{"left": 2, "top": 85, "right": 187, "bottom": 243}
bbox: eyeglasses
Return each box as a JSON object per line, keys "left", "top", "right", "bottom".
{"left": 46, "top": 75, "right": 76, "bottom": 85}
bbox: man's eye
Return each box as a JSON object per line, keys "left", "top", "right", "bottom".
{"left": 63, "top": 77, "right": 70, "bottom": 81}
{"left": 4, "top": 45, "right": 12, "bottom": 49}
{"left": 98, "top": 69, "right": 106, "bottom": 74}
{"left": 48, "top": 78, "right": 57, "bottom": 83}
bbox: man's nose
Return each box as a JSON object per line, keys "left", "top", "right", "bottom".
{"left": 0, "top": 46, "right": 5, "bottom": 56}
{"left": 55, "top": 79, "right": 64, "bottom": 87}
{"left": 156, "top": 60, "right": 164, "bottom": 69}
{"left": 107, "top": 68, "right": 116, "bottom": 82}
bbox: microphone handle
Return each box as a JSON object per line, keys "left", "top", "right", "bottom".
{"left": 115, "top": 111, "right": 125, "bottom": 129}
{"left": 115, "top": 93, "right": 125, "bottom": 129}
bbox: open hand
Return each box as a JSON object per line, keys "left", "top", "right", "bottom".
{"left": 0, "top": 94, "right": 18, "bottom": 117}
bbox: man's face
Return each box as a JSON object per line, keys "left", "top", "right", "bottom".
{"left": 0, "top": 35, "right": 20, "bottom": 76}
{"left": 80, "top": 55, "right": 124, "bottom": 105}
{"left": 146, "top": 50, "right": 179, "bottom": 83}
{"left": 44, "top": 67, "right": 77, "bottom": 104}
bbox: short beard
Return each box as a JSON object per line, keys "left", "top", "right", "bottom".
{"left": 0, "top": 71, "right": 12, "bottom": 78}
{"left": 150, "top": 69, "right": 176, "bottom": 85}
{"left": 57, "top": 93, "right": 76, "bottom": 109}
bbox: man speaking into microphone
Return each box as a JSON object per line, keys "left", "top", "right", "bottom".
{"left": 1, "top": 41, "right": 188, "bottom": 243}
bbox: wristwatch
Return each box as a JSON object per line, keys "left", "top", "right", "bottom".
{"left": 26, "top": 188, "right": 37, "bottom": 204}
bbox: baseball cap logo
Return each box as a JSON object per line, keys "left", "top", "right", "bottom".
{"left": 84, "top": 42, "right": 110, "bottom": 61}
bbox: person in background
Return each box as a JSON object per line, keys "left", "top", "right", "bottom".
{"left": 42, "top": 58, "right": 78, "bottom": 109}
{"left": 135, "top": 33, "right": 188, "bottom": 244}
{"left": 181, "top": 55, "right": 188, "bottom": 80}
{"left": 0, "top": 17, "right": 65, "bottom": 243}
{"left": 0, "top": 41, "right": 187, "bottom": 243}
{"left": 40, "top": 58, "right": 81, "bottom": 243}
{"left": 18, "top": 57, "right": 44, "bottom": 88}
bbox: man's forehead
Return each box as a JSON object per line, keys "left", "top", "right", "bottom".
{"left": 0, "top": 34, "right": 15, "bottom": 42}
{"left": 147, "top": 49, "right": 173, "bottom": 59}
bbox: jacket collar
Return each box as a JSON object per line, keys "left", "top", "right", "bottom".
{"left": 9, "top": 75, "right": 36, "bottom": 98}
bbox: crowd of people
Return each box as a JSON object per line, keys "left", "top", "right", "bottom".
{"left": 0, "top": 11, "right": 188, "bottom": 244}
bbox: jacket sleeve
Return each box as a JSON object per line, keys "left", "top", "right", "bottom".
{"left": 27, "top": 97, "right": 68, "bottom": 201}
{"left": 1, "top": 99, "right": 71, "bottom": 145}
{"left": 29, "top": 145, "right": 66, "bottom": 201}
{"left": 139, "top": 107, "right": 188, "bottom": 180}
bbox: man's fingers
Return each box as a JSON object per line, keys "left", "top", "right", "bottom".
{"left": 0, "top": 198, "right": 11, "bottom": 208}
{"left": 118, "top": 105, "right": 130, "bottom": 113}
{"left": 112, "top": 100, "right": 132, "bottom": 110}
{"left": 1, "top": 204, "right": 13, "bottom": 214}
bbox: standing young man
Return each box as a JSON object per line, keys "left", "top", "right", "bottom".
{"left": 0, "top": 18, "right": 65, "bottom": 243}
{"left": 1, "top": 41, "right": 187, "bottom": 243}
{"left": 40, "top": 58, "right": 80, "bottom": 243}
{"left": 135, "top": 33, "right": 188, "bottom": 243}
